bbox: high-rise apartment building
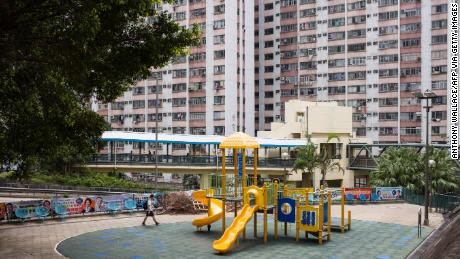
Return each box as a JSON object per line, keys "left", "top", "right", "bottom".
{"left": 95, "top": 0, "right": 450, "bottom": 156}
{"left": 255, "top": 0, "right": 448, "bottom": 144}
{"left": 93, "top": 0, "right": 255, "bottom": 155}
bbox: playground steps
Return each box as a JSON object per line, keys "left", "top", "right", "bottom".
{"left": 330, "top": 218, "right": 350, "bottom": 232}
{"left": 305, "top": 231, "right": 329, "bottom": 241}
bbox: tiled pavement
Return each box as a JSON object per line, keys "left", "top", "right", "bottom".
{"left": 56, "top": 214, "right": 432, "bottom": 259}
{"left": 0, "top": 203, "right": 440, "bottom": 259}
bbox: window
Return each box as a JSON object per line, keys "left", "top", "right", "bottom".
{"left": 172, "top": 69, "right": 186, "bottom": 78}
{"left": 132, "top": 114, "right": 145, "bottom": 123}
{"left": 265, "top": 104, "right": 274, "bottom": 110}
{"left": 265, "top": 28, "right": 274, "bottom": 35}
{"left": 347, "top": 15, "right": 366, "bottom": 25}
{"left": 348, "top": 43, "right": 366, "bottom": 52}
{"left": 328, "top": 45, "right": 345, "bottom": 54}
{"left": 214, "top": 50, "right": 225, "bottom": 59}
{"left": 432, "top": 126, "right": 447, "bottom": 135}
{"left": 280, "top": 11, "right": 296, "bottom": 20}
{"left": 432, "top": 4, "right": 448, "bottom": 14}
{"left": 401, "top": 23, "right": 421, "bottom": 33}
{"left": 189, "top": 67, "right": 206, "bottom": 77}
{"left": 348, "top": 71, "right": 366, "bottom": 80}
{"left": 401, "top": 8, "right": 421, "bottom": 18}
{"left": 264, "top": 15, "right": 274, "bottom": 23}
{"left": 400, "top": 97, "right": 419, "bottom": 106}
{"left": 432, "top": 81, "right": 447, "bottom": 90}
{"left": 132, "top": 100, "right": 145, "bottom": 109}
{"left": 265, "top": 53, "right": 274, "bottom": 60}
{"left": 214, "top": 96, "right": 225, "bottom": 105}
{"left": 401, "top": 127, "right": 421, "bottom": 136}
{"left": 172, "top": 98, "right": 186, "bottom": 107}
{"left": 190, "top": 112, "right": 205, "bottom": 120}
{"left": 265, "top": 66, "right": 274, "bottom": 72}
{"left": 328, "top": 59, "right": 346, "bottom": 68}
{"left": 348, "top": 1, "right": 366, "bottom": 11}
{"left": 379, "top": 54, "right": 398, "bottom": 64}
{"left": 213, "top": 20, "right": 225, "bottom": 29}
{"left": 348, "top": 57, "right": 366, "bottom": 66}
{"left": 348, "top": 85, "right": 366, "bottom": 93}
{"left": 401, "top": 38, "right": 420, "bottom": 47}
{"left": 379, "top": 112, "right": 398, "bottom": 121}
{"left": 147, "top": 113, "right": 162, "bottom": 122}
{"left": 379, "top": 98, "right": 398, "bottom": 106}
{"left": 264, "top": 40, "right": 274, "bottom": 48}
{"left": 379, "top": 25, "right": 398, "bottom": 35}
{"left": 401, "top": 112, "right": 420, "bottom": 121}
{"left": 148, "top": 99, "right": 162, "bottom": 108}
{"left": 190, "top": 127, "right": 206, "bottom": 135}
{"left": 172, "top": 112, "right": 186, "bottom": 121}
{"left": 401, "top": 53, "right": 421, "bottom": 62}
{"left": 189, "top": 97, "right": 206, "bottom": 106}
{"left": 378, "top": 0, "right": 398, "bottom": 6}
{"left": 379, "top": 11, "right": 398, "bottom": 21}
{"left": 432, "top": 50, "right": 447, "bottom": 60}
{"left": 214, "top": 4, "right": 225, "bottom": 14}
{"left": 213, "top": 35, "right": 225, "bottom": 45}
{"left": 214, "top": 126, "right": 225, "bottom": 135}
{"left": 432, "top": 65, "right": 448, "bottom": 74}
{"left": 380, "top": 127, "right": 398, "bottom": 135}
{"left": 355, "top": 176, "right": 368, "bottom": 188}
{"left": 379, "top": 69, "right": 399, "bottom": 78}
{"left": 432, "top": 111, "right": 447, "bottom": 121}
{"left": 328, "top": 72, "right": 345, "bottom": 81}
{"left": 172, "top": 83, "right": 186, "bottom": 93}
{"left": 299, "top": 8, "right": 316, "bottom": 17}
{"left": 133, "top": 87, "right": 145, "bottom": 95}
{"left": 379, "top": 40, "right": 398, "bottom": 49}
{"left": 264, "top": 3, "right": 273, "bottom": 10}
{"left": 299, "top": 21, "right": 316, "bottom": 30}
{"left": 400, "top": 82, "right": 420, "bottom": 91}
{"left": 401, "top": 67, "right": 421, "bottom": 77}
{"left": 432, "top": 35, "right": 447, "bottom": 44}
{"left": 348, "top": 29, "right": 366, "bottom": 39}
{"left": 281, "top": 24, "right": 297, "bottom": 33}
{"left": 280, "top": 37, "right": 297, "bottom": 45}
{"left": 299, "top": 35, "right": 316, "bottom": 43}
{"left": 432, "top": 20, "right": 447, "bottom": 29}
{"left": 328, "top": 4, "right": 345, "bottom": 14}
{"left": 328, "top": 31, "right": 346, "bottom": 41}
{"left": 356, "top": 128, "right": 366, "bottom": 136}
{"left": 379, "top": 83, "right": 398, "bottom": 93}
{"left": 433, "top": 96, "right": 447, "bottom": 105}
{"left": 328, "top": 18, "right": 345, "bottom": 27}
{"left": 214, "top": 65, "right": 225, "bottom": 75}
{"left": 328, "top": 86, "right": 346, "bottom": 95}
{"left": 190, "top": 8, "right": 206, "bottom": 18}
{"left": 175, "top": 11, "right": 186, "bottom": 21}
{"left": 173, "top": 127, "right": 186, "bottom": 134}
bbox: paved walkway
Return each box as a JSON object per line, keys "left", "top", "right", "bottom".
{"left": 0, "top": 203, "right": 442, "bottom": 259}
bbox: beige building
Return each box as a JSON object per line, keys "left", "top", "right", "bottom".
{"left": 258, "top": 100, "right": 370, "bottom": 188}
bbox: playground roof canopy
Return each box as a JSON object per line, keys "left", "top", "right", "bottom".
{"left": 101, "top": 131, "right": 308, "bottom": 148}
{"left": 219, "top": 132, "right": 260, "bottom": 149}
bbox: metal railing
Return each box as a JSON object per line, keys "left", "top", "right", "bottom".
{"left": 402, "top": 188, "right": 460, "bottom": 213}
{"left": 348, "top": 157, "right": 378, "bottom": 169}
{"left": 90, "top": 154, "right": 296, "bottom": 168}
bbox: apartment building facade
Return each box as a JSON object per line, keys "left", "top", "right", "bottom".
{"left": 255, "top": 0, "right": 449, "bottom": 144}
{"left": 93, "top": 0, "right": 255, "bottom": 155}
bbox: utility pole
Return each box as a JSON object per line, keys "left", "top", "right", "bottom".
{"left": 155, "top": 77, "right": 159, "bottom": 189}
{"left": 415, "top": 90, "right": 437, "bottom": 226}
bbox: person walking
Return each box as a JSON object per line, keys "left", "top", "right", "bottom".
{"left": 142, "top": 194, "right": 159, "bottom": 226}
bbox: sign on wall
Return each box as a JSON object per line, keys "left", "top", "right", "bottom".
{"left": 375, "top": 187, "right": 402, "bottom": 200}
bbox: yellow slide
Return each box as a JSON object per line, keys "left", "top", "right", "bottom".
{"left": 192, "top": 190, "right": 223, "bottom": 228}
{"left": 212, "top": 204, "right": 258, "bottom": 253}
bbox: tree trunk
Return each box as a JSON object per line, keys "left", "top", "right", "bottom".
{"left": 301, "top": 172, "right": 309, "bottom": 187}
{"left": 321, "top": 171, "right": 328, "bottom": 188}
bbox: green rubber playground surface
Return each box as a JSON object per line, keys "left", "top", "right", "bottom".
{"left": 56, "top": 215, "right": 432, "bottom": 259}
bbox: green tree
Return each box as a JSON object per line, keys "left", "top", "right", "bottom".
{"left": 0, "top": 0, "right": 199, "bottom": 178}
{"left": 292, "top": 142, "right": 319, "bottom": 187}
{"left": 371, "top": 147, "right": 459, "bottom": 194}
{"left": 317, "top": 134, "right": 344, "bottom": 187}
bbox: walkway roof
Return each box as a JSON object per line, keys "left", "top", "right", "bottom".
{"left": 101, "top": 131, "right": 308, "bottom": 148}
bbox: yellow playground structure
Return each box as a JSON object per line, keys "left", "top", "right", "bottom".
{"left": 191, "top": 132, "right": 352, "bottom": 254}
